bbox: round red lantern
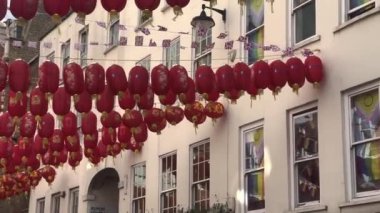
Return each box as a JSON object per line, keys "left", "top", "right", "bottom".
{"left": 43, "top": 0, "right": 70, "bottom": 22}
{"left": 81, "top": 112, "right": 97, "bottom": 135}
{"left": 96, "top": 84, "right": 115, "bottom": 114}
{"left": 70, "top": 0, "right": 97, "bottom": 19}
{"left": 110, "top": 142, "right": 121, "bottom": 157}
{"left": 101, "top": 0, "right": 127, "bottom": 17}
{"left": 179, "top": 78, "right": 195, "bottom": 105}
{"left": 118, "top": 124, "right": 131, "bottom": 147}
{"left": 38, "top": 61, "right": 60, "bottom": 95}
{"left": 0, "top": 59, "right": 8, "bottom": 92}
{"left": 216, "top": 64, "right": 235, "bottom": 94}
{"left": 0, "top": 113, "right": 15, "bottom": 138}
{"left": 151, "top": 64, "right": 169, "bottom": 96}
{"left": 0, "top": 0, "right": 7, "bottom": 21}
{"left": 17, "top": 137, "right": 32, "bottom": 159}
{"left": 87, "top": 149, "right": 101, "bottom": 165}
{"left": 26, "top": 154, "right": 40, "bottom": 172}
{"left": 204, "top": 83, "right": 220, "bottom": 102}
{"left": 29, "top": 88, "right": 48, "bottom": 120}
{"left": 38, "top": 113, "right": 55, "bottom": 138}
{"left": 135, "top": 0, "right": 160, "bottom": 19}
{"left": 147, "top": 118, "right": 167, "bottom": 135}
{"left": 10, "top": 0, "right": 38, "bottom": 21}
{"left": 53, "top": 87, "right": 71, "bottom": 117}
{"left": 269, "top": 60, "right": 288, "bottom": 95}
{"left": 304, "top": 55, "right": 324, "bottom": 85}
{"left": 251, "top": 60, "right": 271, "bottom": 94}
{"left": 50, "top": 130, "right": 64, "bottom": 152}
{"left": 68, "top": 149, "right": 83, "bottom": 169}
{"left": 74, "top": 90, "right": 92, "bottom": 113}
{"left": 63, "top": 62, "right": 84, "bottom": 97}
{"left": 165, "top": 106, "right": 184, "bottom": 126}
{"left": 137, "top": 86, "right": 154, "bottom": 110}
{"left": 184, "top": 101, "right": 206, "bottom": 128}
{"left": 195, "top": 65, "right": 215, "bottom": 96}
{"left": 118, "top": 88, "right": 136, "bottom": 110}
{"left": 41, "top": 166, "right": 56, "bottom": 185}
{"left": 9, "top": 59, "right": 29, "bottom": 94}
{"left": 225, "top": 89, "right": 242, "bottom": 104}
{"left": 33, "top": 135, "right": 49, "bottom": 156}
{"left": 106, "top": 64, "right": 128, "bottom": 95}
{"left": 205, "top": 102, "right": 224, "bottom": 121}
{"left": 169, "top": 65, "right": 189, "bottom": 94}
{"left": 65, "top": 134, "right": 80, "bottom": 152}
{"left": 97, "top": 140, "right": 108, "bottom": 158}
{"left": 123, "top": 110, "right": 143, "bottom": 128}
{"left": 101, "top": 127, "right": 116, "bottom": 145}
{"left": 129, "top": 66, "right": 149, "bottom": 100}
{"left": 233, "top": 62, "right": 250, "bottom": 92}
{"left": 29, "top": 170, "right": 42, "bottom": 188}
{"left": 166, "top": 0, "right": 190, "bottom": 16}
{"left": 84, "top": 133, "right": 98, "bottom": 150}
{"left": 101, "top": 110, "right": 122, "bottom": 129}
{"left": 62, "top": 112, "right": 77, "bottom": 137}
{"left": 132, "top": 122, "right": 148, "bottom": 143}
{"left": 144, "top": 108, "right": 165, "bottom": 124}
{"left": 85, "top": 63, "right": 105, "bottom": 96}
{"left": 286, "top": 57, "right": 306, "bottom": 93}
{"left": 159, "top": 90, "right": 177, "bottom": 106}
{"left": 8, "top": 91, "right": 27, "bottom": 119}
{"left": 20, "top": 113, "right": 37, "bottom": 138}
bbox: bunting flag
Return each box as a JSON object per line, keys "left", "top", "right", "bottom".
{"left": 96, "top": 21, "right": 107, "bottom": 29}
{"left": 120, "top": 37, "right": 128, "bottom": 46}
{"left": 179, "top": 32, "right": 189, "bottom": 35}
{"left": 90, "top": 41, "right": 99, "bottom": 46}
{"left": 12, "top": 40, "right": 22, "bottom": 47}
{"left": 135, "top": 36, "right": 144, "bottom": 46}
{"left": 149, "top": 39, "right": 157, "bottom": 47}
{"left": 118, "top": 25, "right": 127, "bottom": 31}
{"left": 237, "top": 36, "right": 247, "bottom": 42}
{"left": 139, "top": 27, "right": 150, "bottom": 35}
{"left": 217, "top": 33, "right": 228, "bottom": 39}
{"left": 43, "top": 42, "right": 52, "bottom": 49}
{"left": 158, "top": 25, "right": 168, "bottom": 31}
{"left": 191, "top": 42, "right": 199, "bottom": 49}
{"left": 282, "top": 47, "right": 294, "bottom": 57}
{"left": 75, "top": 16, "right": 85, "bottom": 25}
{"left": 206, "top": 42, "right": 215, "bottom": 50}
{"left": 270, "top": 45, "right": 281, "bottom": 52}
{"left": 162, "top": 39, "right": 171, "bottom": 48}
{"left": 301, "top": 49, "right": 313, "bottom": 57}
{"left": 197, "top": 27, "right": 207, "bottom": 37}
{"left": 244, "top": 41, "right": 253, "bottom": 50}
{"left": 263, "top": 45, "right": 272, "bottom": 51}
{"left": 27, "top": 41, "right": 38, "bottom": 49}
{"left": 225, "top": 40, "right": 234, "bottom": 50}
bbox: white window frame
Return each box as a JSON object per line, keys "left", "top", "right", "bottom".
{"left": 136, "top": 55, "right": 151, "bottom": 73}
{"left": 69, "top": 187, "right": 79, "bottom": 213}
{"left": 109, "top": 18, "right": 120, "bottom": 47}
{"left": 164, "top": 37, "right": 180, "bottom": 68}
{"left": 160, "top": 152, "right": 177, "bottom": 213}
{"left": 289, "top": 104, "right": 320, "bottom": 208}
{"left": 132, "top": 162, "right": 146, "bottom": 213}
{"left": 343, "top": 0, "right": 377, "bottom": 21}
{"left": 79, "top": 26, "right": 89, "bottom": 67}
{"left": 290, "top": 0, "right": 316, "bottom": 45}
{"left": 36, "top": 197, "right": 45, "bottom": 213}
{"left": 343, "top": 81, "right": 380, "bottom": 199}
{"left": 61, "top": 39, "right": 70, "bottom": 69}
{"left": 51, "top": 193, "right": 61, "bottom": 213}
{"left": 190, "top": 139, "right": 210, "bottom": 210}
{"left": 240, "top": 120, "right": 265, "bottom": 213}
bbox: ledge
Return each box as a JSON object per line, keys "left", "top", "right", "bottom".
{"left": 293, "top": 35, "right": 321, "bottom": 51}
{"left": 334, "top": 7, "right": 380, "bottom": 33}
{"left": 339, "top": 196, "right": 380, "bottom": 208}
{"left": 104, "top": 44, "right": 118, "bottom": 55}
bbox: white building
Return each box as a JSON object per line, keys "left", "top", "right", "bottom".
{"left": 29, "top": 0, "right": 380, "bottom": 213}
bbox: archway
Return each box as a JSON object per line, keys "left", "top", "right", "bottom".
{"left": 87, "top": 168, "right": 120, "bottom": 213}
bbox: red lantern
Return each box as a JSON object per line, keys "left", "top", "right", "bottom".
{"left": 8, "top": 91, "right": 27, "bottom": 119}
{"left": 87, "top": 149, "right": 101, "bottom": 165}
{"left": 26, "top": 154, "right": 40, "bottom": 172}
{"left": 10, "top": 0, "right": 38, "bottom": 21}
{"left": 0, "top": 138, "right": 12, "bottom": 167}
{"left": 106, "top": 64, "right": 128, "bottom": 95}
{"left": 286, "top": 57, "right": 306, "bottom": 93}
{"left": 65, "top": 134, "right": 80, "bottom": 152}
{"left": 132, "top": 122, "right": 148, "bottom": 143}
{"left": 225, "top": 89, "right": 242, "bottom": 104}
{"left": 135, "top": 0, "right": 160, "bottom": 18}
{"left": 101, "top": 110, "right": 122, "bottom": 129}
{"left": 184, "top": 102, "right": 206, "bottom": 128}
{"left": 101, "top": 128, "right": 116, "bottom": 145}
{"left": 9, "top": 59, "right": 29, "bottom": 94}
{"left": 305, "top": 55, "right": 324, "bottom": 85}
{"left": 59, "top": 148, "right": 68, "bottom": 165}
{"left": 137, "top": 86, "right": 154, "bottom": 110}
{"left": 118, "top": 124, "right": 131, "bottom": 147}
{"left": 40, "top": 166, "right": 56, "bottom": 185}
{"left": 62, "top": 112, "right": 77, "bottom": 137}
{"left": 169, "top": 65, "right": 189, "bottom": 94}
{"left": 84, "top": 133, "right": 98, "bottom": 150}
{"left": 43, "top": 0, "right": 70, "bottom": 22}
{"left": 20, "top": 113, "right": 37, "bottom": 138}
{"left": 251, "top": 60, "right": 270, "bottom": 94}
{"left": 53, "top": 87, "right": 71, "bottom": 117}
{"left": 0, "top": 112, "right": 15, "bottom": 138}
{"left": 205, "top": 102, "right": 224, "bottom": 121}
{"left": 166, "top": 0, "right": 190, "bottom": 16}
{"left": 38, "top": 113, "right": 55, "bottom": 138}
{"left": 38, "top": 61, "right": 60, "bottom": 95}
{"left": 233, "top": 62, "right": 250, "bottom": 92}
{"left": 165, "top": 106, "right": 184, "bottom": 126}
{"left": 195, "top": 65, "right": 215, "bottom": 96}
{"left": 118, "top": 88, "right": 136, "bottom": 110}
{"left": 216, "top": 64, "right": 235, "bottom": 94}
{"left": 97, "top": 140, "right": 108, "bottom": 158}
{"left": 110, "top": 143, "right": 121, "bottom": 157}
{"left": 0, "top": 59, "right": 8, "bottom": 92}
{"left": 70, "top": 0, "right": 97, "bottom": 19}
{"left": 30, "top": 88, "right": 48, "bottom": 120}
{"left": 96, "top": 85, "right": 115, "bottom": 114}
{"left": 179, "top": 78, "right": 195, "bottom": 105}
{"left": 0, "top": 0, "right": 6, "bottom": 21}
{"left": 50, "top": 130, "right": 64, "bottom": 152}
{"left": 68, "top": 149, "right": 83, "bottom": 169}
{"left": 123, "top": 110, "right": 143, "bottom": 128}
{"left": 81, "top": 112, "right": 97, "bottom": 135}
{"left": 63, "top": 62, "right": 84, "bottom": 96}
{"left": 151, "top": 64, "right": 169, "bottom": 96}
{"left": 144, "top": 108, "right": 165, "bottom": 124}
{"left": 204, "top": 83, "right": 220, "bottom": 102}
{"left": 29, "top": 170, "right": 42, "bottom": 188}
{"left": 33, "top": 135, "right": 49, "bottom": 156}
{"left": 129, "top": 66, "right": 149, "bottom": 100}
{"left": 159, "top": 90, "right": 177, "bottom": 106}
{"left": 269, "top": 60, "right": 288, "bottom": 95}
{"left": 17, "top": 137, "right": 32, "bottom": 159}
{"left": 74, "top": 90, "right": 92, "bottom": 113}
{"left": 147, "top": 119, "right": 167, "bottom": 135}
{"left": 85, "top": 63, "right": 105, "bottom": 96}
{"left": 101, "top": 0, "right": 127, "bottom": 16}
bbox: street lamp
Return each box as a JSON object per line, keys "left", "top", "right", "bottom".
{"left": 190, "top": 4, "right": 227, "bottom": 30}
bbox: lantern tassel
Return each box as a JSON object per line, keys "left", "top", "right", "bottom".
{"left": 142, "top": 10, "right": 153, "bottom": 20}
{"left": 292, "top": 84, "right": 300, "bottom": 95}
{"left": 110, "top": 10, "right": 119, "bottom": 23}
{"left": 51, "top": 14, "right": 62, "bottom": 24}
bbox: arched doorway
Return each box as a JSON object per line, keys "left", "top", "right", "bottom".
{"left": 87, "top": 168, "right": 120, "bottom": 213}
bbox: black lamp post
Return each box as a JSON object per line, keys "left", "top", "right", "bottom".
{"left": 191, "top": 4, "right": 227, "bottom": 29}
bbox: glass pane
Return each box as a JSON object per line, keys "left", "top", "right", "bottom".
{"left": 294, "top": 111, "right": 318, "bottom": 160}
{"left": 294, "top": 1, "right": 315, "bottom": 43}
{"left": 247, "top": 27, "right": 264, "bottom": 65}
{"left": 193, "top": 165, "right": 198, "bottom": 182}
{"left": 173, "top": 154, "right": 177, "bottom": 170}
{"left": 244, "top": 127, "right": 264, "bottom": 170}
{"left": 205, "top": 162, "right": 210, "bottom": 179}
{"left": 297, "top": 159, "right": 320, "bottom": 204}
{"left": 205, "top": 143, "right": 210, "bottom": 160}
{"left": 355, "top": 140, "right": 380, "bottom": 193}
{"left": 351, "top": 89, "right": 380, "bottom": 142}
{"left": 193, "top": 146, "right": 199, "bottom": 163}
{"left": 246, "top": 0, "right": 264, "bottom": 32}
{"left": 350, "top": 0, "right": 373, "bottom": 9}
{"left": 199, "top": 162, "right": 205, "bottom": 181}
{"left": 294, "top": 0, "right": 311, "bottom": 7}
{"left": 246, "top": 171, "right": 265, "bottom": 211}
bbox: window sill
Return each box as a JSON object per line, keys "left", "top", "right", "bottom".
{"left": 134, "top": 18, "right": 153, "bottom": 32}
{"left": 334, "top": 7, "right": 380, "bottom": 34}
{"left": 293, "top": 35, "right": 321, "bottom": 51}
{"left": 339, "top": 196, "right": 380, "bottom": 208}
{"left": 104, "top": 44, "right": 118, "bottom": 55}
{"left": 293, "top": 204, "right": 327, "bottom": 213}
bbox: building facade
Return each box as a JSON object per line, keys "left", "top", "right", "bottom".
{"left": 29, "top": 0, "right": 380, "bottom": 213}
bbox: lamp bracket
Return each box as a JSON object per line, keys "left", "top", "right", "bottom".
{"left": 202, "top": 4, "right": 227, "bottom": 22}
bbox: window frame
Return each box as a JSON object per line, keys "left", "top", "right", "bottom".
{"left": 190, "top": 139, "right": 210, "bottom": 211}
{"left": 164, "top": 37, "right": 180, "bottom": 68}
{"left": 343, "top": 0, "right": 377, "bottom": 21}
{"left": 36, "top": 197, "right": 45, "bottom": 213}
{"left": 51, "top": 192, "right": 61, "bottom": 213}
{"left": 108, "top": 18, "right": 120, "bottom": 48}
{"left": 290, "top": 0, "right": 316, "bottom": 45}
{"left": 61, "top": 39, "right": 70, "bottom": 69}
{"left": 136, "top": 55, "right": 151, "bottom": 73}
{"left": 131, "top": 162, "right": 146, "bottom": 213}
{"left": 160, "top": 151, "right": 177, "bottom": 213}
{"left": 79, "top": 26, "right": 89, "bottom": 67}
{"left": 69, "top": 187, "right": 79, "bottom": 213}
{"left": 192, "top": 28, "right": 212, "bottom": 78}
{"left": 289, "top": 104, "right": 320, "bottom": 208}
{"left": 240, "top": 120, "right": 265, "bottom": 213}
{"left": 344, "top": 82, "right": 380, "bottom": 199}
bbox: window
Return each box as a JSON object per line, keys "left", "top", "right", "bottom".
{"left": 61, "top": 40, "right": 70, "bottom": 68}
{"left": 132, "top": 163, "right": 146, "bottom": 213}
{"left": 193, "top": 29, "right": 212, "bottom": 77}
{"left": 51, "top": 193, "right": 61, "bottom": 213}
{"left": 136, "top": 55, "right": 151, "bottom": 72}
{"left": 109, "top": 19, "right": 119, "bottom": 47}
{"left": 346, "top": 0, "right": 375, "bottom": 20}
{"left": 79, "top": 27, "right": 88, "bottom": 67}
{"left": 191, "top": 141, "right": 210, "bottom": 210}
{"left": 164, "top": 38, "right": 180, "bottom": 68}
{"left": 69, "top": 188, "right": 79, "bottom": 213}
{"left": 11, "top": 25, "right": 23, "bottom": 39}
{"left": 246, "top": 0, "right": 264, "bottom": 65}
{"left": 346, "top": 86, "right": 380, "bottom": 197}
{"left": 160, "top": 153, "right": 177, "bottom": 213}
{"left": 290, "top": 108, "right": 320, "bottom": 206}
{"left": 46, "top": 51, "right": 55, "bottom": 63}
{"left": 36, "top": 198, "right": 45, "bottom": 213}
{"left": 242, "top": 124, "right": 265, "bottom": 212}
{"left": 291, "top": 0, "right": 316, "bottom": 44}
